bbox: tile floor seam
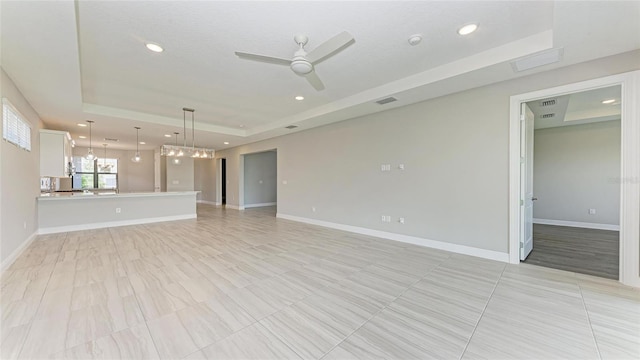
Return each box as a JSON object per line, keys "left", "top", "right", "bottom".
{"left": 317, "top": 253, "right": 453, "bottom": 359}
{"left": 16, "top": 232, "right": 68, "bottom": 359}
{"left": 108, "top": 227, "right": 164, "bottom": 359}
{"left": 577, "top": 282, "right": 604, "bottom": 360}
{"left": 457, "top": 262, "right": 507, "bottom": 360}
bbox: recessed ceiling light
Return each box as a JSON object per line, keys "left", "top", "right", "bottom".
{"left": 145, "top": 43, "right": 164, "bottom": 53}
{"left": 602, "top": 99, "right": 616, "bottom": 104}
{"left": 164, "top": 134, "right": 172, "bottom": 138}
{"left": 77, "top": 123, "right": 87, "bottom": 127}
{"left": 295, "top": 96, "right": 305, "bottom": 101}
{"left": 78, "top": 135, "right": 86, "bottom": 139}
{"left": 139, "top": 142, "right": 146, "bottom": 145}
{"left": 223, "top": 141, "right": 230, "bottom": 145}
{"left": 457, "top": 23, "right": 478, "bottom": 36}
{"left": 239, "top": 125, "right": 245, "bottom": 128}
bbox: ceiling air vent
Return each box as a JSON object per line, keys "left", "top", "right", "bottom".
{"left": 103, "top": 138, "right": 119, "bottom": 142}
{"left": 540, "top": 99, "right": 556, "bottom": 107}
{"left": 541, "top": 113, "right": 555, "bottom": 119}
{"left": 375, "top": 97, "right": 397, "bottom": 105}
{"left": 285, "top": 125, "right": 298, "bottom": 129}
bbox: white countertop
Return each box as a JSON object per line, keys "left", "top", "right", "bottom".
{"left": 38, "top": 191, "right": 199, "bottom": 201}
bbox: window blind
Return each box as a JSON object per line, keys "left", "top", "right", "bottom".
{"left": 2, "top": 98, "right": 31, "bottom": 151}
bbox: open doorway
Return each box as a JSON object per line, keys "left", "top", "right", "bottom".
{"left": 521, "top": 86, "right": 621, "bottom": 279}
{"left": 222, "top": 158, "right": 226, "bottom": 205}
{"left": 509, "top": 71, "right": 640, "bottom": 287}
{"left": 240, "top": 150, "right": 277, "bottom": 214}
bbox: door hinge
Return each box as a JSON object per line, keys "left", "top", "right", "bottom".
{"left": 520, "top": 114, "right": 525, "bottom": 121}
{"left": 520, "top": 199, "right": 524, "bottom": 206}
{"left": 520, "top": 242, "right": 524, "bottom": 249}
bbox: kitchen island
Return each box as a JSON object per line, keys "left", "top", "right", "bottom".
{"left": 37, "top": 191, "right": 198, "bottom": 234}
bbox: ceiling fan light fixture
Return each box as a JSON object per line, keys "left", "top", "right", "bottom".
{"left": 290, "top": 60, "right": 313, "bottom": 75}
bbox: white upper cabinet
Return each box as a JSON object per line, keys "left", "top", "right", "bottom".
{"left": 40, "top": 129, "right": 72, "bottom": 177}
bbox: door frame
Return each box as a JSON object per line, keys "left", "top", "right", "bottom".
{"left": 508, "top": 71, "right": 640, "bottom": 287}
{"left": 215, "top": 157, "right": 225, "bottom": 206}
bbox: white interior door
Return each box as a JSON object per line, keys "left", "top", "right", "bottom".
{"left": 520, "top": 103, "right": 535, "bottom": 260}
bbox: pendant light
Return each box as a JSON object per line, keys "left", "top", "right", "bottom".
{"left": 160, "top": 107, "right": 214, "bottom": 159}
{"left": 131, "top": 126, "right": 142, "bottom": 163}
{"left": 99, "top": 144, "right": 112, "bottom": 172}
{"left": 172, "top": 132, "right": 181, "bottom": 165}
{"left": 85, "top": 120, "right": 95, "bottom": 160}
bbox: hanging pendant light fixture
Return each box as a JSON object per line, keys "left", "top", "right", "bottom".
{"left": 99, "top": 144, "right": 112, "bottom": 172}
{"left": 172, "top": 132, "right": 181, "bottom": 165}
{"left": 131, "top": 126, "right": 142, "bottom": 163}
{"left": 85, "top": 120, "right": 95, "bottom": 160}
{"left": 160, "top": 107, "right": 214, "bottom": 159}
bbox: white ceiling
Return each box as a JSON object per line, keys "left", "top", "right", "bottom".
{"left": 1, "top": 1, "right": 639, "bottom": 151}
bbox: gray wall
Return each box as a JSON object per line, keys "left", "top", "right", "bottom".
{"left": 166, "top": 156, "right": 194, "bottom": 191}
{"left": 194, "top": 158, "right": 216, "bottom": 202}
{"left": 72, "top": 147, "right": 155, "bottom": 193}
{"left": 243, "top": 151, "right": 277, "bottom": 206}
{"left": 216, "top": 51, "right": 639, "bottom": 254}
{"left": 1, "top": 68, "right": 42, "bottom": 266}
{"left": 533, "top": 121, "right": 621, "bottom": 225}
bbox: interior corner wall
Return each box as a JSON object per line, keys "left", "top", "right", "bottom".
{"left": 533, "top": 121, "right": 621, "bottom": 225}
{"left": 160, "top": 155, "right": 167, "bottom": 192}
{"left": 1, "top": 68, "right": 42, "bottom": 267}
{"left": 166, "top": 156, "right": 194, "bottom": 191}
{"left": 243, "top": 151, "right": 277, "bottom": 206}
{"left": 194, "top": 158, "right": 216, "bottom": 202}
{"left": 215, "top": 51, "right": 639, "bottom": 255}
{"left": 71, "top": 147, "right": 155, "bottom": 193}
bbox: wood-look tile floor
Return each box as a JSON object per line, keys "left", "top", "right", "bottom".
{"left": 524, "top": 224, "right": 619, "bottom": 279}
{"left": 1, "top": 204, "right": 638, "bottom": 359}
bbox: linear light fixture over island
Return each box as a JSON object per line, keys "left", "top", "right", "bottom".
{"left": 161, "top": 107, "right": 215, "bottom": 159}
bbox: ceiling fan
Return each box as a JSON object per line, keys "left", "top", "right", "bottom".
{"left": 235, "top": 31, "right": 355, "bottom": 91}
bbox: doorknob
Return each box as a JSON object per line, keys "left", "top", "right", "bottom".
{"left": 532, "top": 197, "right": 538, "bottom": 201}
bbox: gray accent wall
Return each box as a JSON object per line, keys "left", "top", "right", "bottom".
{"left": 72, "top": 147, "right": 155, "bottom": 193}
{"left": 243, "top": 151, "right": 277, "bottom": 206}
{"left": 216, "top": 51, "right": 640, "bottom": 254}
{"left": 1, "top": 68, "right": 42, "bottom": 265}
{"left": 533, "top": 121, "right": 621, "bottom": 225}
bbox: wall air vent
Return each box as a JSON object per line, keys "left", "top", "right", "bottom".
{"left": 285, "top": 125, "right": 298, "bottom": 129}
{"left": 540, "top": 113, "right": 555, "bottom": 119}
{"left": 375, "top": 97, "right": 397, "bottom": 105}
{"left": 103, "top": 138, "right": 119, "bottom": 142}
{"left": 540, "top": 99, "right": 556, "bottom": 107}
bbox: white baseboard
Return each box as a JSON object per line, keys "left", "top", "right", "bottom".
{"left": 226, "top": 205, "right": 245, "bottom": 210}
{"left": 533, "top": 218, "right": 620, "bottom": 231}
{"left": 38, "top": 214, "right": 197, "bottom": 235}
{"left": 1, "top": 231, "right": 38, "bottom": 272}
{"left": 244, "top": 202, "right": 277, "bottom": 209}
{"left": 197, "top": 200, "right": 218, "bottom": 205}
{"left": 276, "top": 213, "right": 509, "bottom": 263}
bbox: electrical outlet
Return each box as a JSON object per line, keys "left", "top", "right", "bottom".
{"left": 398, "top": 164, "right": 405, "bottom": 170}
{"left": 399, "top": 217, "right": 405, "bottom": 224}
{"left": 588, "top": 208, "right": 596, "bottom": 215}
{"left": 312, "top": 207, "right": 316, "bottom": 212}
{"left": 115, "top": 208, "right": 121, "bottom": 214}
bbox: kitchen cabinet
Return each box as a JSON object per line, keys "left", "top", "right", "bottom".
{"left": 40, "top": 129, "right": 73, "bottom": 177}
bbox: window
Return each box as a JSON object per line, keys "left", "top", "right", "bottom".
{"left": 72, "top": 156, "right": 118, "bottom": 189}
{"left": 2, "top": 98, "right": 31, "bottom": 151}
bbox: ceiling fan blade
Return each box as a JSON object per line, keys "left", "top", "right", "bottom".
{"left": 234, "top": 52, "right": 291, "bottom": 66}
{"left": 305, "top": 71, "right": 325, "bottom": 91}
{"left": 306, "top": 31, "right": 355, "bottom": 64}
